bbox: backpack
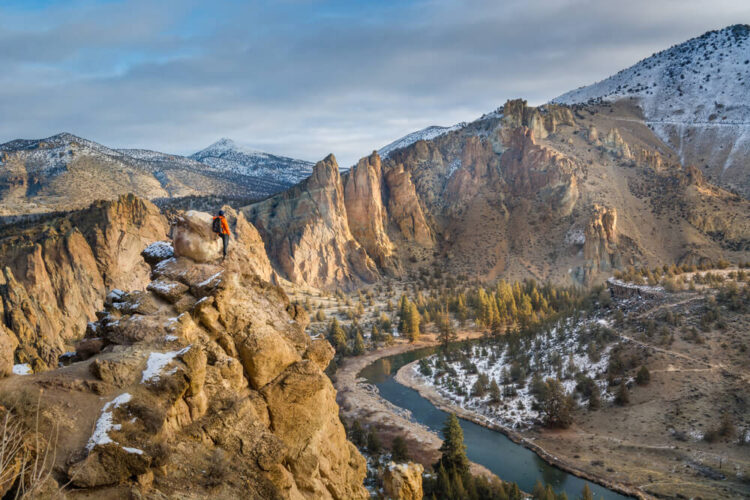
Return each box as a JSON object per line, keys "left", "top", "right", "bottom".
{"left": 212, "top": 217, "right": 223, "bottom": 234}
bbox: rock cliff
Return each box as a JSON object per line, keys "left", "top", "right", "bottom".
{"left": 0, "top": 210, "right": 368, "bottom": 499}
{"left": 0, "top": 194, "right": 168, "bottom": 372}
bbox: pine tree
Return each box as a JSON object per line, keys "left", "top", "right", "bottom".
{"left": 398, "top": 294, "right": 410, "bottom": 334}
{"left": 367, "top": 428, "right": 381, "bottom": 455}
{"left": 615, "top": 383, "right": 630, "bottom": 406}
{"left": 437, "top": 413, "right": 469, "bottom": 474}
{"left": 328, "top": 318, "right": 347, "bottom": 354}
{"left": 532, "top": 480, "right": 546, "bottom": 500}
{"left": 352, "top": 332, "right": 365, "bottom": 356}
{"left": 349, "top": 420, "right": 366, "bottom": 447}
{"left": 391, "top": 435, "right": 409, "bottom": 462}
{"left": 489, "top": 379, "right": 501, "bottom": 404}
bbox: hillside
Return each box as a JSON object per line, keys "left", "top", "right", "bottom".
{"left": 378, "top": 124, "right": 464, "bottom": 159}
{"left": 554, "top": 24, "right": 750, "bottom": 197}
{"left": 0, "top": 134, "right": 311, "bottom": 216}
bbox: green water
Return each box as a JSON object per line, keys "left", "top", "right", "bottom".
{"left": 359, "top": 346, "right": 632, "bottom": 500}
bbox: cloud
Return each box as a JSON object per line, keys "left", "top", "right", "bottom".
{"left": 0, "top": 0, "right": 748, "bottom": 166}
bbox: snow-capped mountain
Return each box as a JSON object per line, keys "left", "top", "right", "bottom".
{"left": 190, "top": 138, "right": 314, "bottom": 189}
{"left": 554, "top": 24, "right": 750, "bottom": 196}
{"left": 378, "top": 124, "right": 464, "bottom": 159}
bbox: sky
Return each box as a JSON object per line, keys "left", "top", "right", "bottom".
{"left": 1, "top": 0, "right": 748, "bottom": 166}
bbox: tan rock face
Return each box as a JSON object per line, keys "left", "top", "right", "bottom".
{"left": 383, "top": 462, "right": 424, "bottom": 500}
{"left": 602, "top": 128, "right": 632, "bottom": 159}
{"left": 0, "top": 208, "right": 368, "bottom": 498}
{"left": 247, "top": 154, "right": 378, "bottom": 290}
{"left": 0, "top": 194, "right": 168, "bottom": 372}
{"left": 343, "top": 152, "right": 396, "bottom": 268}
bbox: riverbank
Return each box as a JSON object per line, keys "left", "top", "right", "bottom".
{"left": 395, "top": 359, "right": 648, "bottom": 500}
{"left": 333, "top": 331, "right": 494, "bottom": 478}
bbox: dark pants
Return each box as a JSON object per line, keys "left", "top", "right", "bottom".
{"left": 221, "top": 233, "right": 229, "bottom": 257}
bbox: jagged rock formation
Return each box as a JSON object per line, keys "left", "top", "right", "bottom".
{"left": 0, "top": 210, "right": 368, "bottom": 499}
{"left": 247, "top": 155, "right": 378, "bottom": 290}
{"left": 343, "top": 153, "right": 396, "bottom": 268}
{"left": 244, "top": 95, "right": 749, "bottom": 289}
{"left": 0, "top": 195, "right": 168, "bottom": 372}
{"left": 383, "top": 462, "right": 424, "bottom": 500}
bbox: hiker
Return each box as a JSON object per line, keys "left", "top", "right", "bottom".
{"left": 212, "top": 210, "right": 231, "bottom": 258}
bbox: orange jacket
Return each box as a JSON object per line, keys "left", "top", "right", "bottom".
{"left": 214, "top": 215, "right": 231, "bottom": 235}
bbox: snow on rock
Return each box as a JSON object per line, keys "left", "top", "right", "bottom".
{"left": 142, "top": 241, "right": 174, "bottom": 263}
{"left": 87, "top": 393, "right": 132, "bottom": 451}
{"left": 122, "top": 447, "right": 144, "bottom": 455}
{"left": 141, "top": 346, "right": 191, "bottom": 384}
{"left": 12, "top": 364, "right": 32, "bottom": 375}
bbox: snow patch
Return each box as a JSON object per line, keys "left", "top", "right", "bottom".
{"left": 141, "top": 347, "right": 191, "bottom": 384}
{"left": 87, "top": 393, "right": 132, "bottom": 451}
{"left": 12, "top": 364, "right": 31, "bottom": 375}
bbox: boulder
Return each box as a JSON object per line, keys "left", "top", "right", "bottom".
{"left": 172, "top": 211, "right": 222, "bottom": 262}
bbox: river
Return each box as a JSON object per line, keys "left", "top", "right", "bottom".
{"left": 359, "top": 346, "right": 632, "bottom": 500}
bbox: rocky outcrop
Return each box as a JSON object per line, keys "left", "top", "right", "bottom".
{"left": 2, "top": 210, "right": 368, "bottom": 498}
{"left": 247, "top": 154, "right": 378, "bottom": 290}
{"left": 580, "top": 205, "right": 620, "bottom": 282}
{"left": 602, "top": 128, "right": 632, "bottom": 160}
{"left": 501, "top": 99, "right": 575, "bottom": 140}
{"left": 383, "top": 462, "right": 424, "bottom": 500}
{"left": 0, "top": 194, "right": 168, "bottom": 372}
{"left": 499, "top": 128, "right": 579, "bottom": 215}
{"left": 343, "top": 152, "right": 396, "bottom": 268}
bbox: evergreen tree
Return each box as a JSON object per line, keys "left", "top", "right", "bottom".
{"left": 398, "top": 294, "right": 410, "bottom": 333}
{"left": 352, "top": 332, "right": 365, "bottom": 355}
{"left": 367, "top": 428, "right": 381, "bottom": 455}
{"left": 615, "top": 383, "right": 630, "bottom": 406}
{"left": 436, "top": 414, "right": 469, "bottom": 474}
{"left": 349, "top": 420, "right": 366, "bottom": 447}
{"left": 489, "top": 379, "right": 502, "bottom": 404}
{"left": 328, "top": 318, "right": 348, "bottom": 354}
{"left": 391, "top": 435, "right": 409, "bottom": 462}
{"left": 588, "top": 389, "right": 601, "bottom": 411}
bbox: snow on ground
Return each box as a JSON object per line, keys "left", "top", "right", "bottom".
{"left": 12, "top": 364, "right": 32, "bottom": 375}
{"left": 87, "top": 393, "right": 132, "bottom": 451}
{"left": 141, "top": 346, "right": 191, "bottom": 384}
{"left": 190, "top": 138, "right": 313, "bottom": 185}
{"left": 415, "top": 316, "right": 615, "bottom": 429}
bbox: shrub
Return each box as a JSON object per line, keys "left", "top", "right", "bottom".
{"left": 635, "top": 366, "right": 651, "bottom": 386}
{"left": 615, "top": 383, "right": 630, "bottom": 406}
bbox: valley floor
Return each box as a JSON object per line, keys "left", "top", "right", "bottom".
{"left": 398, "top": 289, "right": 750, "bottom": 500}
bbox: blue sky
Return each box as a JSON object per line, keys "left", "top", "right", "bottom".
{"left": 1, "top": 0, "right": 748, "bottom": 166}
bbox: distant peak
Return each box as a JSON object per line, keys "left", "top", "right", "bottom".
{"left": 198, "top": 137, "right": 264, "bottom": 157}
